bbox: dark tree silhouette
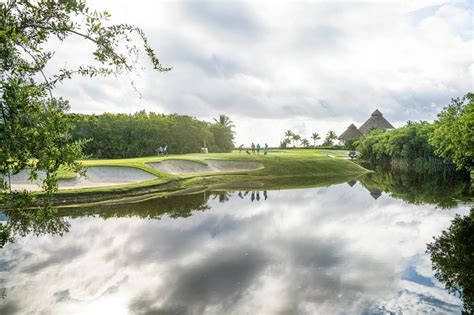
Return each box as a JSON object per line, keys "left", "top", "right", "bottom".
{"left": 427, "top": 209, "right": 474, "bottom": 313}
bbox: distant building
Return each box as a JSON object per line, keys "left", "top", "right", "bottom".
{"left": 338, "top": 109, "right": 394, "bottom": 145}
{"left": 358, "top": 109, "right": 395, "bottom": 134}
{"left": 338, "top": 123, "right": 362, "bottom": 144}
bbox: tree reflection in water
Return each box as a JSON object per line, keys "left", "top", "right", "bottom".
{"left": 357, "top": 166, "right": 472, "bottom": 208}
{"left": 353, "top": 167, "right": 473, "bottom": 312}
{"left": 427, "top": 209, "right": 474, "bottom": 314}
{"left": 1, "top": 206, "right": 70, "bottom": 249}
{"left": 0, "top": 190, "right": 270, "bottom": 249}
{"left": 211, "top": 191, "right": 233, "bottom": 203}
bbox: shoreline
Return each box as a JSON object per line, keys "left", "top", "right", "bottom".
{"left": 2, "top": 150, "right": 370, "bottom": 206}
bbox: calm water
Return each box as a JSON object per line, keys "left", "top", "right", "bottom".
{"left": 0, "top": 170, "right": 472, "bottom": 314}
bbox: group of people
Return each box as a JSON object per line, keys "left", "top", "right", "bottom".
{"left": 238, "top": 190, "right": 268, "bottom": 201}
{"left": 238, "top": 143, "right": 269, "bottom": 155}
{"left": 155, "top": 145, "right": 169, "bottom": 156}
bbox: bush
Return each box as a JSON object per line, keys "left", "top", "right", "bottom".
{"left": 354, "top": 122, "right": 444, "bottom": 166}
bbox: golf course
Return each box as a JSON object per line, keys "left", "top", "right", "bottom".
{"left": 6, "top": 149, "right": 369, "bottom": 203}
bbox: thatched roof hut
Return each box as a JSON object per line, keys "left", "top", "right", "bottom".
{"left": 347, "top": 180, "right": 357, "bottom": 187}
{"left": 358, "top": 109, "right": 394, "bottom": 134}
{"left": 338, "top": 123, "right": 363, "bottom": 141}
{"left": 367, "top": 187, "right": 382, "bottom": 200}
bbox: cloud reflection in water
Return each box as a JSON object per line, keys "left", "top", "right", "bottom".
{"left": 0, "top": 182, "right": 469, "bottom": 314}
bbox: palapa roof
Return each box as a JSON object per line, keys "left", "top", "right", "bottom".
{"left": 367, "top": 187, "right": 383, "bottom": 200}
{"left": 347, "top": 180, "right": 357, "bottom": 187}
{"left": 358, "top": 109, "right": 394, "bottom": 134}
{"left": 338, "top": 123, "right": 363, "bottom": 140}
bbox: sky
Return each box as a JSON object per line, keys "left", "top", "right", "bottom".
{"left": 47, "top": 0, "right": 473, "bottom": 146}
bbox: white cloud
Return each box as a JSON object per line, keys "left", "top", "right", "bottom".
{"left": 42, "top": 0, "right": 473, "bottom": 145}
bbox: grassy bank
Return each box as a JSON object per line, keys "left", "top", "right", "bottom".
{"left": 43, "top": 149, "right": 369, "bottom": 203}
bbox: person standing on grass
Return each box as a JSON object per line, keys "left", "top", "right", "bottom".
{"left": 264, "top": 143, "right": 268, "bottom": 155}
{"left": 164, "top": 145, "right": 168, "bottom": 156}
{"left": 156, "top": 146, "right": 163, "bottom": 156}
{"left": 251, "top": 142, "right": 256, "bottom": 154}
{"left": 256, "top": 143, "right": 261, "bottom": 155}
{"left": 239, "top": 144, "right": 244, "bottom": 153}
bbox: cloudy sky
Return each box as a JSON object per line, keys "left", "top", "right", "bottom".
{"left": 48, "top": 0, "right": 473, "bottom": 146}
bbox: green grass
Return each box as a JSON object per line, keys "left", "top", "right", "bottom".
{"left": 49, "top": 149, "right": 369, "bottom": 203}
{"left": 57, "top": 166, "right": 78, "bottom": 180}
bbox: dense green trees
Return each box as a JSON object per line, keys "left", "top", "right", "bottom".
{"left": 354, "top": 122, "right": 439, "bottom": 167}
{"left": 70, "top": 111, "right": 235, "bottom": 158}
{"left": 430, "top": 93, "right": 473, "bottom": 172}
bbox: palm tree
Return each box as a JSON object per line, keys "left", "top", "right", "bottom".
{"left": 311, "top": 132, "right": 321, "bottom": 147}
{"left": 292, "top": 134, "right": 301, "bottom": 147}
{"left": 327, "top": 130, "right": 337, "bottom": 140}
{"left": 280, "top": 138, "right": 291, "bottom": 148}
{"left": 323, "top": 130, "right": 338, "bottom": 146}
{"left": 212, "top": 191, "right": 233, "bottom": 203}
{"left": 301, "top": 138, "right": 310, "bottom": 147}
{"left": 284, "top": 130, "right": 294, "bottom": 141}
{"left": 213, "top": 115, "right": 235, "bottom": 129}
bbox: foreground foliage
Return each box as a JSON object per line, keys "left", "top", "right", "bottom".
{"left": 1, "top": 0, "right": 169, "bottom": 196}
{"left": 430, "top": 93, "right": 474, "bottom": 172}
{"left": 427, "top": 209, "right": 474, "bottom": 313}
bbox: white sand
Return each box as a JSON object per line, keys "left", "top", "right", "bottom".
{"left": 146, "top": 159, "right": 264, "bottom": 175}
{"left": 4, "top": 166, "right": 157, "bottom": 192}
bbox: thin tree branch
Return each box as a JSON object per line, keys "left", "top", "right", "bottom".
{"left": 16, "top": 42, "right": 54, "bottom": 100}
{"left": 22, "top": 24, "right": 133, "bottom": 72}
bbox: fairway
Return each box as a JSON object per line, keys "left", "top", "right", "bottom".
{"left": 4, "top": 149, "right": 369, "bottom": 202}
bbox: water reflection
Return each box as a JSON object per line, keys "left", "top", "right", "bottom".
{"left": 0, "top": 190, "right": 271, "bottom": 250}
{"left": 427, "top": 208, "right": 474, "bottom": 313}
{"left": 0, "top": 170, "right": 472, "bottom": 314}
{"left": 358, "top": 167, "right": 472, "bottom": 207}
{"left": 236, "top": 190, "right": 268, "bottom": 202}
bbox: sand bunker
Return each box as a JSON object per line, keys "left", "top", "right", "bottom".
{"left": 4, "top": 166, "right": 157, "bottom": 192}
{"left": 147, "top": 159, "right": 264, "bottom": 175}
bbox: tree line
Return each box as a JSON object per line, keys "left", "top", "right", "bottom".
{"left": 351, "top": 93, "right": 473, "bottom": 175}
{"left": 280, "top": 130, "right": 338, "bottom": 148}
{"left": 69, "top": 112, "right": 235, "bottom": 158}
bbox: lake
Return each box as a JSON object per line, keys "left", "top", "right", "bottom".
{"left": 0, "top": 169, "right": 472, "bottom": 314}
